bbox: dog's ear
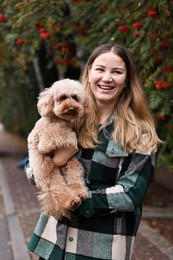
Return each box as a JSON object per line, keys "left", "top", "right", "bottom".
{"left": 37, "top": 88, "right": 54, "bottom": 117}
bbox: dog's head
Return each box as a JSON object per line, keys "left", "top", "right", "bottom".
{"left": 37, "top": 79, "right": 88, "bottom": 121}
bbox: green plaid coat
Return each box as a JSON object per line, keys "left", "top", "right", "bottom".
{"left": 27, "top": 122, "right": 155, "bottom": 260}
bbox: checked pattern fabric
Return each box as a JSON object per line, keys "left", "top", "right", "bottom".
{"left": 28, "top": 121, "right": 155, "bottom": 260}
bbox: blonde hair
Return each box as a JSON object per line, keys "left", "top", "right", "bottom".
{"left": 79, "top": 43, "right": 162, "bottom": 152}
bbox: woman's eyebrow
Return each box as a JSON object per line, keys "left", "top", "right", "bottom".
{"left": 113, "top": 67, "right": 124, "bottom": 71}
{"left": 95, "top": 64, "right": 105, "bottom": 68}
{"left": 95, "top": 64, "right": 125, "bottom": 71}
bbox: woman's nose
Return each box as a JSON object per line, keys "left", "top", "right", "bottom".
{"left": 102, "top": 72, "right": 112, "bottom": 81}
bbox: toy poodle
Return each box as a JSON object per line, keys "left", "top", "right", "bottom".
{"left": 27, "top": 79, "right": 89, "bottom": 220}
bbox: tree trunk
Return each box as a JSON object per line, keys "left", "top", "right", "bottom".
{"left": 32, "top": 57, "right": 44, "bottom": 92}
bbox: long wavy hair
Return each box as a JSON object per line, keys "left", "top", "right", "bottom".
{"left": 78, "top": 42, "right": 161, "bottom": 152}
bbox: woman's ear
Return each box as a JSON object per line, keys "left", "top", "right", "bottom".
{"left": 37, "top": 88, "right": 54, "bottom": 117}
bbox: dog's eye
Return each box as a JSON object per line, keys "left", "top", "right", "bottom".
{"left": 59, "top": 95, "right": 67, "bottom": 101}
{"left": 72, "top": 95, "right": 79, "bottom": 101}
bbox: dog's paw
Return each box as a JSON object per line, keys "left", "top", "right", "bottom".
{"left": 70, "top": 185, "right": 89, "bottom": 201}
{"left": 77, "top": 190, "right": 88, "bottom": 201}
{"left": 64, "top": 196, "right": 81, "bottom": 211}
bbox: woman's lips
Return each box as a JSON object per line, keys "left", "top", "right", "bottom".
{"left": 98, "top": 85, "right": 114, "bottom": 90}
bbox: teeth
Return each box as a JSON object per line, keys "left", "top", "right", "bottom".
{"left": 99, "top": 85, "right": 113, "bottom": 90}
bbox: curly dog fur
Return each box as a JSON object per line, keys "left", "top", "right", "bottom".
{"left": 27, "top": 79, "right": 88, "bottom": 220}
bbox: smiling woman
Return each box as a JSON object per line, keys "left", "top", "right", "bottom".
{"left": 26, "top": 42, "right": 162, "bottom": 260}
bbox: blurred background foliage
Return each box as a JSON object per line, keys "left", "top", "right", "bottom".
{"left": 0, "top": 0, "right": 173, "bottom": 170}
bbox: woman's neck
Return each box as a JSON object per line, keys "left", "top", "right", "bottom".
{"left": 98, "top": 107, "right": 114, "bottom": 125}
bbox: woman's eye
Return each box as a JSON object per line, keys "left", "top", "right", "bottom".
{"left": 114, "top": 70, "right": 122, "bottom": 74}
{"left": 96, "top": 68, "right": 104, "bottom": 72}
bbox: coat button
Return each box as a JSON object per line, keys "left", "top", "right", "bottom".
{"left": 85, "top": 210, "right": 90, "bottom": 215}
{"left": 69, "top": 237, "right": 73, "bottom": 241}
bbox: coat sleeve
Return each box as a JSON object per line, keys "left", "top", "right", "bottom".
{"left": 79, "top": 152, "right": 155, "bottom": 218}
{"left": 24, "top": 160, "right": 36, "bottom": 185}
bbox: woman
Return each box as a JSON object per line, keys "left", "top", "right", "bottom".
{"left": 26, "top": 42, "right": 161, "bottom": 260}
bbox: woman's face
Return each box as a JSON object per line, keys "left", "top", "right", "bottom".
{"left": 89, "top": 52, "right": 127, "bottom": 107}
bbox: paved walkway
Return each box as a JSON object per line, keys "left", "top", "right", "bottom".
{"left": 0, "top": 128, "right": 173, "bottom": 260}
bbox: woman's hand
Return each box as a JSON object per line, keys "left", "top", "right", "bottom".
{"left": 53, "top": 140, "right": 78, "bottom": 167}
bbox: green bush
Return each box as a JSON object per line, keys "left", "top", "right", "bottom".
{"left": 0, "top": 0, "right": 172, "bottom": 170}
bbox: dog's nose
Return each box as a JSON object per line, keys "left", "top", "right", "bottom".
{"left": 68, "top": 107, "right": 75, "bottom": 113}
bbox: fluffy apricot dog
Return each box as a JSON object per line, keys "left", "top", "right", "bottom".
{"left": 27, "top": 79, "right": 88, "bottom": 220}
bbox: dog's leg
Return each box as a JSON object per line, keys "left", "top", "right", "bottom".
{"left": 37, "top": 132, "right": 57, "bottom": 154}
{"left": 64, "top": 156, "right": 89, "bottom": 201}
{"left": 37, "top": 125, "right": 76, "bottom": 155}
{"left": 30, "top": 154, "right": 55, "bottom": 191}
{"left": 37, "top": 167, "right": 82, "bottom": 220}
